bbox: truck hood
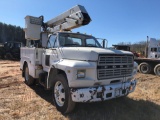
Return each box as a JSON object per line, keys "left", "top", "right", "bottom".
{"left": 60, "top": 47, "right": 133, "bottom": 61}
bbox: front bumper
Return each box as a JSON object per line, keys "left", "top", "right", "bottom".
{"left": 71, "top": 79, "right": 137, "bottom": 102}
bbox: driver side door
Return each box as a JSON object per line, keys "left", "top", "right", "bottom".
{"left": 42, "top": 34, "right": 59, "bottom": 72}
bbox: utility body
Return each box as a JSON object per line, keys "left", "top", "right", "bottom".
{"left": 20, "top": 5, "right": 138, "bottom": 113}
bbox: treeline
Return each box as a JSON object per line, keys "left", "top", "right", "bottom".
{"left": 118, "top": 39, "right": 160, "bottom": 54}
{"left": 0, "top": 22, "right": 25, "bottom": 44}
{"left": 118, "top": 41, "right": 147, "bottom": 53}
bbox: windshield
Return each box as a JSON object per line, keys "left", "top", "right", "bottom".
{"left": 158, "top": 47, "right": 160, "bottom": 52}
{"left": 58, "top": 33, "right": 102, "bottom": 48}
{"left": 151, "top": 48, "right": 157, "bottom": 52}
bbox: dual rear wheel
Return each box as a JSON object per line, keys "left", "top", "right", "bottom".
{"left": 138, "top": 62, "right": 160, "bottom": 76}
{"left": 138, "top": 62, "right": 151, "bottom": 74}
{"left": 154, "top": 64, "right": 160, "bottom": 76}
{"left": 24, "top": 64, "right": 34, "bottom": 85}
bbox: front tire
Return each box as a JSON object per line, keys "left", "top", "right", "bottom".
{"left": 154, "top": 64, "right": 160, "bottom": 76}
{"left": 24, "top": 64, "right": 34, "bottom": 86}
{"left": 52, "top": 74, "right": 75, "bottom": 114}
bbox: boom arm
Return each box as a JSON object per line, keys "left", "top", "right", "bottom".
{"left": 45, "top": 5, "right": 91, "bottom": 32}
{"left": 24, "top": 5, "right": 91, "bottom": 40}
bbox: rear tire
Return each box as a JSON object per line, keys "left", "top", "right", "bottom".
{"left": 138, "top": 62, "right": 151, "bottom": 74}
{"left": 154, "top": 64, "right": 160, "bottom": 76}
{"left": 52, "top": 74, "right": 75, "bottom": 114}
{"left": 24, "top": 64, "right": 34, "bottom": 86}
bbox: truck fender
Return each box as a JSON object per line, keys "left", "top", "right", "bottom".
{"left": 47, "top": 66, "right": 68, "bottom": 89}
{"left": 47, "top": 66, "right": 58, "bottom": 89}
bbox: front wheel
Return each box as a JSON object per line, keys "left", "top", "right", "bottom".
{"left": 154, "top": 64, "right": 160, "bottom": 76}
{"left": 52, "top": 74, "right": 75, "bottom": 114}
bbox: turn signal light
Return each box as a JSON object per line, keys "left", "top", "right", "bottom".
{"left": 129, "top": 86, "right": 133, "bottom": 91}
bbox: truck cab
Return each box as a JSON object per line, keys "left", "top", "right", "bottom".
{"left": 40, "top": 32, "right": 137, "bottom": 87}
{"left": 147, "top": 38, "right": 160, "bottom": 59}
{"left": 148, "top": 47, "right": 160, "bottom": 58}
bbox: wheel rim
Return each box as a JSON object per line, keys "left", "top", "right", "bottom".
{"left": 25, "top": 67, "right": 29, "bottom": 82}
{"left": 141, "top": 65, "right": 148, "bottom": 73}
{"left": 54, "top": 81, "right": 65, "bottom": 107}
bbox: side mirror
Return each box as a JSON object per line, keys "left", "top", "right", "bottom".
{"left": 96, "top": 38, "right": 108, "bottom": 48}
{"left": 102, "top": 39, "right": 108, "bottom": 48}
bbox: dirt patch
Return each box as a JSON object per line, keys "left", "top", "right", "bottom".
{"left": 0, "top": 60, "right": 159, "bottom": 120}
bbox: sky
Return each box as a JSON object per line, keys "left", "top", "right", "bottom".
{"left": 0, "top": 0, "right": 160, "bottom": 47}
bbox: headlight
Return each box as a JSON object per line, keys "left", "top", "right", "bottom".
{"left": 77, "top": 70, "right": 86, "bottom": 78}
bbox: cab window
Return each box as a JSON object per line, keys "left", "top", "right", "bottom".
{"left": 151, "top": 48, "right": 157, "bottom": 52}
{"left": 47, "top": 35, "right": 57, "bottom": 48}
{"left": 86, "top": 38, "right": 100, "bottom": 47}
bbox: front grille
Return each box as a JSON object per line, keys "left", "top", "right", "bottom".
{"left": 97, "top": 54, "right": 133, "bottom": 80}
{"left": 98, "top": 54, "right": 133, "bottom": 65}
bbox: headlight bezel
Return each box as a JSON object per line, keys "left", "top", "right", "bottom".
{"left": 77, "top": 69, "right": 86, "bottom": 78}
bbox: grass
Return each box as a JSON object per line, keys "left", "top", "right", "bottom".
{"left": 0, "top": 60, "right": 160, "bottom": 120}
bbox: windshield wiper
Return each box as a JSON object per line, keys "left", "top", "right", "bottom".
{"left": 64, "top": 44, "right": 80, "bottom": 46}
{"left": 86, "top": 44, "right": 98, "bottom": 47}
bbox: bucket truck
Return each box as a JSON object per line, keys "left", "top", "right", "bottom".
{"left": 20, "top": 5, "right": 138, "bottom": 113}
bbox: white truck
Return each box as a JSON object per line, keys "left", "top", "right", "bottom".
{"left": 134, "top": 36, "right": 160, "bottom": 76}
{"left": 20, "top": 5, "right": 138, "bottom": 113}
